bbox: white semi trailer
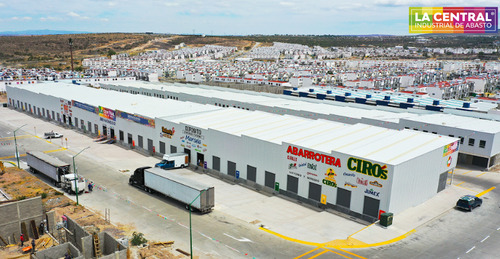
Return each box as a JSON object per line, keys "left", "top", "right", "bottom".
{"left": 26, "top": 151, "right": 85, "bottom": 194}
{"left": 129, "top": 167, "right": 214, "bottom": 213}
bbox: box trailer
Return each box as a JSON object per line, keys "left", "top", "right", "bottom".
{"left": 155, "top": 153, "right": 189, "bottom": 170}
{"left": 26, "top": 151, "right": 70, "bottom": 187}
{"left": 129, "top": 167, "right": 214, "bottom": 213}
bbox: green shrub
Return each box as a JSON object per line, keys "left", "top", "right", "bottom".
{"left": 41, "top": 192, "right": 48, "bottom": 199}
{"left": 131, "top": 232, "right": 147, "bottom": 246}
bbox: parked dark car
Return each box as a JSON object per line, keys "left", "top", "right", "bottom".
{"left": 456, "top": 195, "right": 482, "bottom": 211}
{"left": 44, "top": 131, "right": 63, "bottom": 139}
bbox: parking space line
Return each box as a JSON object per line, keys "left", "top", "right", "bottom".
{"left": 462, "top": 171, "right": 472, "bottom": 175}
{"left": 308, "top": 249, "right": 329, "bottom": 259}
{"left": 455, "top": 181, "right": 464, "bottom": 186}
{"left": 466, "top": 246, "right": 475, "bottom": 254}
{"left": 294, "top": 247, "right": 321, "bottom": 259}
{"left": 476, "top": 187, "right": 496, "bottom": 197}
{"left": 476, "top": 172, "right": 487, "bottom": 177}
{"left": 336, "top": 247, "right": 367, "bottom": 259}
{"left": 454, "top": 184, "right": 477, "bottom": 193}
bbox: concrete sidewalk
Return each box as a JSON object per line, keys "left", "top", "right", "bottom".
{"left": 0, "top": 107, "right": 490, "bottom": 251}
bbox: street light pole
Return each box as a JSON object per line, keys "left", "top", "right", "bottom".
{"left": 72, "top": 146, "right": 89, "bottom": 205}
{"left": 189, "top": 189, "right": 206, "bottom": 259}
{"left": 13, "top": 124, "right": 27, "bottom": 168}
{"left": 68, "top": 38, "right": 74, "bottom": 72}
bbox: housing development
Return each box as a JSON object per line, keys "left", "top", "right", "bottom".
{"left": 1, "top": 35, "right": 500, "bottom": 259}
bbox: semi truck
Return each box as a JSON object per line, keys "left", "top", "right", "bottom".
{"left": 129, "top": 167, "right": 214, "bottom": 213}
{"left": 155, "top": 153, "right": 189, "bottom": 170}
{"left": 26, "top": 151, "right": 85, "bottom": 194}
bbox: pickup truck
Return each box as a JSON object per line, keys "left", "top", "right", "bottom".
{"left": 44, "top": 131, "right": 63, "bottom": 139}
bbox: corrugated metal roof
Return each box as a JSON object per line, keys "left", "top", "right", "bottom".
{"left": 12, "top": 82, "right": 457, "bottom": 165}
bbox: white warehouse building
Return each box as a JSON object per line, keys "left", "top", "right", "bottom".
{"left": 95, "top": 80, "right": 500, "bottom": 169}
{"left": 7, "top": 82, "right": 459, "bottom": 222}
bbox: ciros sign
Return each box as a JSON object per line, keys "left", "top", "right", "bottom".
{"left": 347, "top": 157, "right": 388, "bottom": 180}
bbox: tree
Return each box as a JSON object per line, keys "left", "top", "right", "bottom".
{"left": 107, "top": 49, "right": 116, "bottom": 58}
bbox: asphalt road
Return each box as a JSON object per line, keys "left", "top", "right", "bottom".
{"left": 0, "top": 119, "right": 312, "bottom": 259}
{"left": 2, "top": 111, "right": 500, "bottom": 259}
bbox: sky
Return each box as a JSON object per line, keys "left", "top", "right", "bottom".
{"left": 0, "top": 0, "right": 498, "bottom": 35}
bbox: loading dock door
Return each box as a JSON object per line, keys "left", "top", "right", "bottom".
{"left": 363, "top": 196, "right": 380, "bottom": 219}
{"left": 308, "top": 182, "right": 322, "bottom": 202}
{"left": 247, "top": 165, "right": 257, "bottom": 182}
{"left": 94, "top": 124, "right": 99, "bottom": 134}
{"left": 228, "top": 161, "right": 236, "bottom": 177}
{"left": 336, "top": 188, "right": 352, "bottom": 209}
{"left": 138, "top": 135, "right": 143, "bottom": 148}
{"left": 147, "top": 138, "right": 153, "bottom": 152}
{"left": 103, "top": 125, "right": 107, "bottom": 136}
{"left": 128, "top": 133, "right": 133, "bottom": 145}
{"left": 265, "top": 171, "right": 275, "bottom": 189}
{"left": 287, "top": 175, "right": 299, "bottom": 194}
{"left": 119, "top": 130, "right": 124, "bottom": 142}
{"left": 159, "top": 141, "right": 165, "bottom": 154}
{"left": 437, "top": 172, "right": 447, "bottom": 193}
{"left": 110, "top": 128, "right": 115, "bottom": 139}
{"left": 170, "top": 145, "right": 177, "bottom": 153}
{"left": 212, "top": 156, "right": 220, "bottom": 171}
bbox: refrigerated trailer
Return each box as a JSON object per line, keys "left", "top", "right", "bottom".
{"left": 26, "top": 151, "right": 70, "bottom": 187}
{"left": 129, "top": 167, "right": 214, "bottom": 213}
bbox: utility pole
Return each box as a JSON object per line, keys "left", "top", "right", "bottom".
{"left": 69, "top": 38, "right": 74, "bottom": 72}
{"left": 13, "top": 124, "right": 27, "bottom": 168}
{"left": 72, "top": 146, "right": 90, "bottom": 205}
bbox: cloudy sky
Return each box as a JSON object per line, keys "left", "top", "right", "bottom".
{"left": 0, "top": 0, "right": 498, "bottom": 35}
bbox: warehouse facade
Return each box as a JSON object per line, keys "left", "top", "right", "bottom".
{"left": 7, "top": 82, "right": 458, "bottom": 222}
{"left": 97, "top": 81, "right": 500, "bottom": 169}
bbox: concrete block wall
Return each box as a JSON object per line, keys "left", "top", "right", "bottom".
{"left": 100, "top": 232, "right": 127, "bottom": 259}
{"left": 0, "top": 196, "right": 43, "bottom": 244}
{"left": 65, "top": 216, "right": 90, "bottom": 253}
{"left": 33, "top": 242, "right": 84, "bottom": 259}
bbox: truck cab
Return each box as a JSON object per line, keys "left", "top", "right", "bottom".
{"left": 129, "top": 166, "right": 151, "bottom": 187}
{"left": 61, "top": 174, "right": 86, "bottom": 194}
{"left": 155, "top": 153, "right": 189, "bottom": 170}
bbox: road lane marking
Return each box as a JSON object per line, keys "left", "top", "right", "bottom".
{"left": 476, "top": 187, "right": 496, "bottom": 197}
{"left": 481, "top": 236, "right": 489, "bottom": 242}
{"left": 476, "top": 172, "right": 487, "bottom": 177}
{"left": 455, "top": 181, "right": 465, "bottom": 186}
{"left": 0, "top": 147, "right": 67, "bottom": 160}
{"left": 308, "top": 249, "right": 329, "bottom": 259}
{"left": 0, "top": 135, "right": 32, "bottom": 141}
{"left": 321, "top": 248, "right": 352, "bottom": 259}
{"left": 466, "top": 246, "right": 475, "bottom": 254}
{"left": 462, "top": 171, "right": 472, "bottom": 175}
{"left": 336, "top": 247, "right": 367, "bottom": 259}
{"left": 261, "top": 227, "right": 415, "bottom": 249}
{"left": 223, "top": 233, "right": 253, "bottom": 242}
{"left": 294, "top": 247, "right": 321, "bottom": 259}
{"left": 497, "top": 227, "right": 500, "bottom": 231}
{"left": 348, "top": 223, "right": 375, "bottom": 238}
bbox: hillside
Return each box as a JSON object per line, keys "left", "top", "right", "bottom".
{"left": 0, "top": 33, "right": 254, "bottom": 70}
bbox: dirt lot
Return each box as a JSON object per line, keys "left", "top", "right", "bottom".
{"left": 0, "top": 167, "right": 185, "bottom": 258}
